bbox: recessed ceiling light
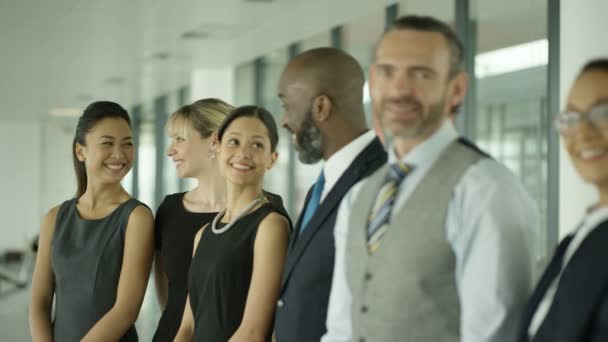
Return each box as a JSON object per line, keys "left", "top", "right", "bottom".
{"left": 152, "top": 52, "right": 171, "bottom": 60}
{"left": 181, "top": 30, "right": 210, "bottom": 39}
{"left": 105, "top": 76, "right": 125, "bottom": 84}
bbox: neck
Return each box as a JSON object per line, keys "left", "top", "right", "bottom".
{"left": 393, "top": 119, "right": 446, "bottom": 159}
{"left": 79, "top": 182, "right": 128, "bottom": 208}
{"left": 322, "top": 120, "right": 367, "bottom": 161}
{"left": 223, "top": 183, "right": 264, "bottom": 221}
{"left": 599, "top": 186, "right": 608, "bottom": 207}
{"left": 189, "top": 165, "right": 227, "bottom": 210}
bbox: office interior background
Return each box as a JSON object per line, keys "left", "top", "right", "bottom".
{"left": 0, "top": 0, "right": 606, "bottom": 340}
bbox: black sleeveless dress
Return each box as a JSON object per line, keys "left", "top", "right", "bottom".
{"left": 188, "top": 200, "right": 290, "bottom": 342}
{"left": 153, "top": 192, "right": 216, "bottom": 342}
{"left": 51, "top": 197, "right": 147, "bottom": 342}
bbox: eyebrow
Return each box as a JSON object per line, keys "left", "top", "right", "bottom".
{"left": 567, "top": 96, "right": 608, "bottom": 112}
{"left": 98, "top": 135, "right": 132, "bottom": 140}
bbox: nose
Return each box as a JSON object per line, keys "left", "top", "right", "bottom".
{"left": 112, "top": 145, "right": 125, "bottom": 159}
{"left": 235, "top": 144, "right": 252, "bottom": 159}
{"left": 166, "top": 142, "right": 175, "bottom": 156}
{"left": 388, "top": 72, "right": 413, "bottom": 97}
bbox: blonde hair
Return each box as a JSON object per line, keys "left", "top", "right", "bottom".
{"left": 166, "top": 98, "right": 234, "bottom": 138}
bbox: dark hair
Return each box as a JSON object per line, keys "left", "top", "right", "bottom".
{"left": 72, "top": 101, "right": 131, "bottom": 198}
{"left": 383, "top": 15, "right": 464, "bottom": 78}
{"left": 580, "top": 58, "right": 608, "bottom": 75}
{"left": 217, "top": 105, "right": 279, "bottom": 152}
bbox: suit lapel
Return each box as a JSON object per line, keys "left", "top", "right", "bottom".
{"left": 280, "top": 138, "right": 386, "bottom": 289}
{"left": 288, "top": 187, "right": 312, "bottom": 251}
{"left": 537, "top": 220, "right": 608, "bottom": 340}
{"left": 519, "top": 234, "right": 574, "bottom": 341}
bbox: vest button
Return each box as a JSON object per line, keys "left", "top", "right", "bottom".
{"left": 361, "top": 305, "right": 368, "bottom": 313}
{"left": 277, "top": 299, "right": 284, "bottom": 308}
{"left": 364, "top": 272, "right": 372, "bottom": 281}
{"left": 359, "top": 338, "right": 366, "bottom": 342}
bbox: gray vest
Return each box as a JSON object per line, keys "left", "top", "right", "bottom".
{"left": 346, "top": 140, "right": 485, "bottom": 342}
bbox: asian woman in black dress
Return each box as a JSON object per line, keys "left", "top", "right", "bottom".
{"left": 175, "top": 105, "right": 291, "bottom": 342}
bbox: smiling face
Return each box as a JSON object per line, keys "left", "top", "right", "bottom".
{"left": 166, "top": 117, "right": 212, "bottom": 179}
{"left": 75, "top": 117, "right": 134, "bottom": 185}
{"left": 370, "top": 29, "right": 467, "bottom": 145}
{"left": 563, "top": 69, "right": 608, "bottom": 188}
{"left": 217, "top": 116, "right": 278, "bottom": 186}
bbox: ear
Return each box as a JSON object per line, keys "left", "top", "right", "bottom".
{"left": 448, "top": 71, "right": 469, "bottom": 111}
{"left": 75, "top": 143, "right": 86, "bottom": 162}
{"left": 266, "top": 151, "right": 278, "bottom": 170}
{"left": 312, "top": 94, "right": 332, "bottom": 123}
{"left": 210, "top": 131, "right": 220, "bottom": 146}
{"left": 209, "top": 131, "right": 220, "bottom": 150}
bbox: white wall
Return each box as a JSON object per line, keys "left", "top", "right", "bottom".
{"left": 0, "top": 121, "right": 42, "bottom": 251}
{"left": 39, "top": 119, "right": 78, "bottom": 214}
{"left": 190, "top": 67, "right": 235, "bottom": 105}
{"left": 0, "top": 119, "right": 76, "bottom": 252}
{"left": 559, "top": 0, "right": 608, "bottom": 237}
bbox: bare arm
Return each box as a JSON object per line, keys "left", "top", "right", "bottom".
{"left": 229, "top": 212, "right": 290, "bottom": 342}
{"left": 81, "top": 205, "right": 155, "bottom": 341}
{"left": 174, "top": 226, "right": 206, "bottom": 342}
{"left": 29, "top": 206, "right": 59, "bottom": 342}
{"left": 154, "top": 252, "right": 169, "bottom": 310}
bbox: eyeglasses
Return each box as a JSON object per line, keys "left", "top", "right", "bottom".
{"left": 554, "top": 103, "right": 608, "bottom": 136}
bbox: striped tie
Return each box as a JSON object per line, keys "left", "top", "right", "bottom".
{"left": 367, "top": 161, "right": 412, "bottom": 253}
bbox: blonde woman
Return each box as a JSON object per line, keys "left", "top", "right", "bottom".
{"left": 153, "top": 98, "right": 233, "bottom": 341}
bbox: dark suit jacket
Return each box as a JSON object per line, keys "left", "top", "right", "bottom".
{"left": 519, "top": 219, "right": 608, "bottom": 342}
{"left": 274, "top": 137, "right": 387, "bottom": 342}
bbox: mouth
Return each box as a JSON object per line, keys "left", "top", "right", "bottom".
{"left": 231, "top": 162, "right": 255, "bottom": 172}
{"left": 578, "top": 147, "right": 608, "bottom": 161}
{"left": 385, "top": 103, "right": 420, "bottom": 118}
{"left": 173, "top": 159, "right": 184, "bottom": 166}
{"left": 104, "top": 162, "right": 127, "bottom": 170}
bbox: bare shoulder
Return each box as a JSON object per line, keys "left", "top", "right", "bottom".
{"left": 41, "top": 205, "right": 61, "bottom": 234}
{"left": 258, "top": 212, "right": 290, "bottom": 236}
{"left": 44, "top": 205, "right": 60, "bottom": 222}
{"left": 128, "top": 204, "right": 154, "bottom": 224}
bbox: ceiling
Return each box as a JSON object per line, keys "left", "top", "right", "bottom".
{"left": 0, "top": 0, "right": 546, "bottom": 121}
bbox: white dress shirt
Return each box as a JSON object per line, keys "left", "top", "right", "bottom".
{"left": 322, "top": 120, "right": 541, "bottom": 342}
{"left": 319, "top": 129, "right": 377, "bottom": 203}
{"left": 528, "top": 205, "right": 608, "bottom": 338}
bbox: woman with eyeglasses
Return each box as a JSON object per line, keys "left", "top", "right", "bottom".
{"left": 519, "top": 58, "right": 608, "bottom": 342}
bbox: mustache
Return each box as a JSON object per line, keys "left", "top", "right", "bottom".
{"left": 383, "top": 96, "right": 422, "bottom": 111}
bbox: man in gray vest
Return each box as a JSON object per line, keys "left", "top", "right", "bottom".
{"left": 322, "top": 15, "right": 540, "bottom": 342}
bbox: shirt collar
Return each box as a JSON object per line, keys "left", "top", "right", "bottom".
{"left": 580, "top": 204, "right": 608, "bottom": 232}
{"left": 388, "top": 119, "right": 459, "bottom": 170}
{"left": 322, "top": 129, "right": 377, "bottom": 197}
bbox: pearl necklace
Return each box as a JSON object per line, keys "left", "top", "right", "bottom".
{"left": 211, "top": 195, "right": 266, "bottom": 234}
